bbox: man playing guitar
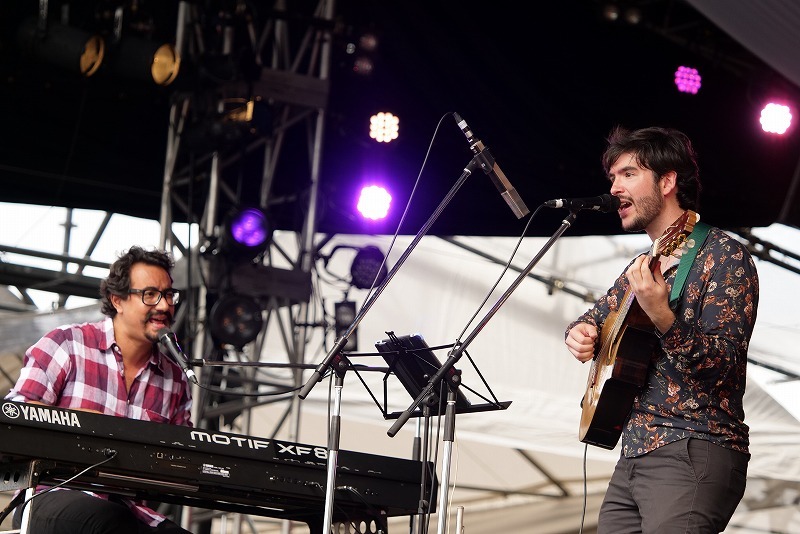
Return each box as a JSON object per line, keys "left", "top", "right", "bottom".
{"left": 565, "top": 126, "right": 759, "bottom": 533}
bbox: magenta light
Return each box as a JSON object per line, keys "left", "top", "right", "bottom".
{"left": 759, "top": 102, "right": 793, "bottom": 134}
{"left": 356, "top": 185, "right": 392, "bottom": 220}
{"left": 674, "top": 66, "right": 701, "bottom": 94}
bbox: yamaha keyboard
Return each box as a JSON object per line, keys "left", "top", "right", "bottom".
{"left": 0, "top": 400, "right": 437, "bottom": 531}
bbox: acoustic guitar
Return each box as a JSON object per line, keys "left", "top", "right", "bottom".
{"left": 579, "top": 210, "right": 698, "bottom": 449}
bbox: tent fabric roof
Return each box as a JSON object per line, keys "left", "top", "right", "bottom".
{"left": 1, "top": 226, "right": 798, "bottom": 532}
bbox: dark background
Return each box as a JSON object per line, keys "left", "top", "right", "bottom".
{"left": 2, "top": 0, "right": 799, "bottom": 238}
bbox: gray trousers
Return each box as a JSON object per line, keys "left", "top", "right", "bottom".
{"left": 598, "top": 437, "right": 749, "bottom": 534}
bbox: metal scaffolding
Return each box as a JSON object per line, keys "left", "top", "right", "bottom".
{"left": 154, "top": 2, "right": 337, "bottom": 530}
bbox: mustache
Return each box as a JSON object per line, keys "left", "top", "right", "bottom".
{"left": 147, "top": 311, "right": 173, "bottom": 323}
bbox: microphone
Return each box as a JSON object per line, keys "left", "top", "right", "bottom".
{"left": 453, "top": 112, "right": 530, "bottom": 219}
{"left": 156, "top": 328, "right": 198, "bottom": 384}
{"left": 544, "top": 194, "right": 620, "bottom": 213}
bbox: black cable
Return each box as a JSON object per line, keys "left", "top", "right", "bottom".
{"left": 1, "top": 449, "right": 119, "bottom": 523}
{"left": 452, "top": 204, "right": 539, "bottom": 345}
{"left": 579, "top": 443, "right": 588, "bottom": 534}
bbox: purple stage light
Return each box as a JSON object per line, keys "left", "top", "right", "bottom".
{"left": 674, "top": 66, "right": 701, "bottom": 94}
{"left": 356, "top": 185, "right": 392, "bottom": 221}
{"left": 229, "top": 208, "right": 269, "bottom": 248}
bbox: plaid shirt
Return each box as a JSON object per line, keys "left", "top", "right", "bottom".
{"left": 6, "top": 317, "right": 193, "bottom": 527}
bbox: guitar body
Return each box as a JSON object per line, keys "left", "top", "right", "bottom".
{"left": 578, "top": 210, "right": 698, "bottom": 449}
{"left": 579, "top": 302, "right": 657, "bottom": 449}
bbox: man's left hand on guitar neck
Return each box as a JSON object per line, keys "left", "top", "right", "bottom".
{"left": 626, "top": 254, "right": 676, "bottom": 335}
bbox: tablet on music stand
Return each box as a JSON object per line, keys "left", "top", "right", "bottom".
{"left": 375, "top": 333, "right": 471, "bottom": 415}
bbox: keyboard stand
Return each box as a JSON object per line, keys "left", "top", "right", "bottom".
{"left": 0, "top": 460, "right": 47, "bottom": 534}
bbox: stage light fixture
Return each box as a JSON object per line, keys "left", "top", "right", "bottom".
{"left": 334, "top": 300, "right": 358, "bottom": 351}
{"left": 674, "top": 66, "right": 701, "bottom": 94}
{"left": 359, "top": 33, "right": 379, "bottom": 52}
{"left": 111, "top": 38, "right": 180, "bottom": 86}
{"left": 347, "top": 31, "right": 379, "bottom": 77}
{"left": 319, "top": 244, "right": 390, "bottom": 290}
{"left": 369, "top": 112, "right": 399, "bottom": 143}
{"left": 17, "top": 18, "right": 105, "bottom": 77}
{"left": 760, "top": 102, "right": 792, "bottom": 135}
{"left": 602, "top": 4, "right": 620, "bottom": 21}
{"left": 208, "top": 294, "right": 263, "bottom": 348}
{"left": 353, "top": 56, "right": 374, "bottom": 76}
{"left": 356, "top": 185, "right": 392, "bottom": 221}
{"left": 624, "top": 7, "right": 642, "bottom": 25}
{"left": 350, "top": 245, "right": 388, "bottom": 290}
{"left": 220, "top": 207, "right": 271, "bottom": 260}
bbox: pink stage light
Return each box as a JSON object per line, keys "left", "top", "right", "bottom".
{"left": 674, "top": 66, "right": 701, "bottom": 94}
{"left": 759, "top": 102, "right": 793, "bottom": 134}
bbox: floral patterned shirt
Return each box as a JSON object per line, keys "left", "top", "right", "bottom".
{"left": 567, "top": 227, "right": 759, "bottom": 457}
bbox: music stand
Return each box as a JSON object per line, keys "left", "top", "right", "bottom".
{"left": 376, "top": 333, "right": 472, "bottom": 416}
{"left": 374, "top": 332, "right": 510, "bottom": 534}
{"left": 374, "top": 332, "right": 511, "bottom": 419}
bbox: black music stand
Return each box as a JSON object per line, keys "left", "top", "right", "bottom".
{"left": 373, "top": 332, "right": 510, "bottom": 534}
{"left": 374, "top": 332, "right": 510, "bottom": 419}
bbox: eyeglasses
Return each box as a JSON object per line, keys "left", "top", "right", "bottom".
{"left": 128, "top": 288, "right": 180, "bottom": 306}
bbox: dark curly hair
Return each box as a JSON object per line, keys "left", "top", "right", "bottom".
{"left": 99, "top": 246, "right": 175, "bottom": 317}
{"left": 602, "top": 125, "right": 702, "bottom": 211}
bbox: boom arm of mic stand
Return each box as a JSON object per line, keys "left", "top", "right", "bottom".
{"left": 388, "top": 211, "right": 579, "bottom": 436}
{"left": 298, "top": 166, "right": 475, "bottom": 400}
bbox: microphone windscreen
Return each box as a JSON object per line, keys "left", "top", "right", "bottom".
{"left": 156, "top": 327, "right": 173, "bottom": 341}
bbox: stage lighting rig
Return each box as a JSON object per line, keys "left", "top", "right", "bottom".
{"left": 208, "top": 293, "right": 263, "bottom": 348}
{"left": 217, "top": 207, "right": 272, "bottom": 262}
{"left": 17, "top": 17, "right": 105, "bottom": 77}
{"left": 319, "top": 244, "right": 389, "bottom": 290}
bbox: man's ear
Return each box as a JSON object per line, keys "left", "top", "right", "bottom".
{"left": 661, "top": 170, "right": 678, "bottom": 196}
{"left": 110, "top": 293, "right": 123, "bottom": 314}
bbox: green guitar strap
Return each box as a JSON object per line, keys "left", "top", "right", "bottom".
{"left": 669, "top": 220, "right": 712, "bottom": 305}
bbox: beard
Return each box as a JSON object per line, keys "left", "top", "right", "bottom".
{"left": 624, "top": 182, "right": 663, "bottom": 233}
{"left": 144, "top": 310, "right": 172, "bottom": 344}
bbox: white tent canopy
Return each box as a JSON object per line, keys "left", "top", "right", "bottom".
{"left": 248, "top": 223, "right": 800, "bottom": 533}
{"left": 2, "top": 221, "right": 799, "bottom": 533}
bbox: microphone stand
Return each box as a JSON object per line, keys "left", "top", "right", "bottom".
{"left": 436, "top": 387, "right": 459, "bottom": 534}
{"left": 409, "top": 416, "right": 421, "bottom": 534}
{"left": 411, "top": 404, "right": 433, "bottom": 534}
{"left": 322, "top": 353, "right": 350, "bottom": 534}
{"left": 387, "top": 211, "right": 579, "bottom": 534}
{"left": 297, "top": 153, "right": 498, "bottom": 534}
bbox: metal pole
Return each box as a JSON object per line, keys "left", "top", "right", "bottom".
{"left": 436, "top": 390, "right": 458, "bottom": 534}
{"left": 455, "top": 506, "right": 465, "bottom": 534}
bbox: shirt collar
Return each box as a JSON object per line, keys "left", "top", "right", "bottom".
{"left": 105, "top": 316, "right": 166, "bottom": 372}
{"left": 101, "top": 316, "right": 115, "bottom": 352}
